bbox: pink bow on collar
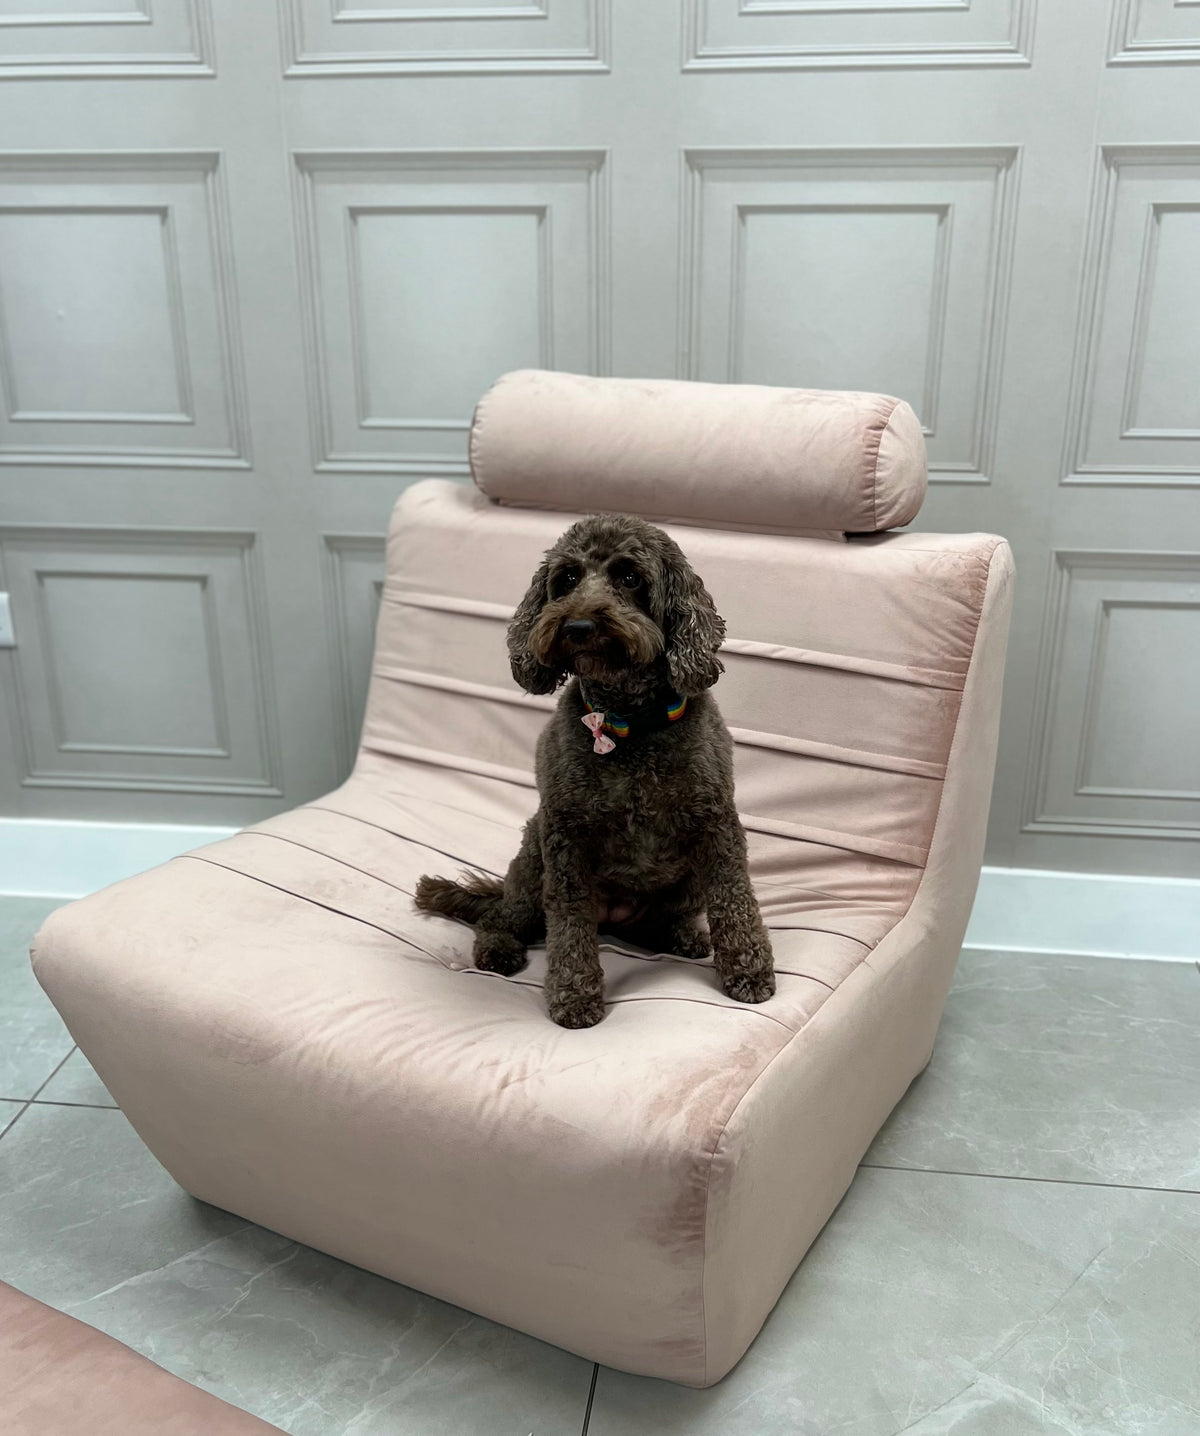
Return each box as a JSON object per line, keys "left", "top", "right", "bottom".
{"left": 581, "top": 711, "right": 616, "bottom": 755}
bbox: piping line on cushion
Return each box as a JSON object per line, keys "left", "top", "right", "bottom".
{"left": 360, "top": 741, "right": 924, "bottom": 863}
{"left": 177, "top": 854, "right": 455, "bottom": 970}
{"left": 386, "top": 590, "right": 514, "bottom": 621}
{"left": 748, "top": 870, "right": 908, "bottom": 897}
{"left": 256, "top": 824, "right": 876, "bottom": 955}
{"left": 461, "top": 967, "right": 807, "bottom": 1031}
{"left": 762, "top": 921, "right": 872, "bottom": 946}
{"left": 728, "top": 726, "right": 945, "bottom": 779}
{"left": 720, "top": 638, "right": 964, "bottom": 689}
{"left": 374, "top": 667, "right": 946, "bottom": 777}
{"left": 373, "top": 664, "right": 556, "bottom": 712}
{"left": 374, "top": 667, "right": 947, "bottom": 782}
{"left": 229, "top": 828, "right": 501, "bottom": 896}
{"left": 383, "top": 593, "right": 967, "bottom": 689}
{"left": 200, "top": 835, "right": 872, "bottom": 991}
{"left": 360, "top": 737, "right": 538, "bottom": 789}
{"left": 303, "top": 804, "right": 507, "bottom": 875}
{"left": 740, "top": 813, "right": 926, "bottom": 866}
{"left": 235, "top": 830, "right": 425, "bottom": 894}
{"left": 318, "top": 780, "right": 528, "bottom": 838}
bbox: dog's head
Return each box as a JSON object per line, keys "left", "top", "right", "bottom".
{"left": 507, "top": 514, "right": 726, "bottom": 697}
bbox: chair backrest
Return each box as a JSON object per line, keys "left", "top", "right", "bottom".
{"left": 358, "top": 372, "right": 1012, "bottom": 942}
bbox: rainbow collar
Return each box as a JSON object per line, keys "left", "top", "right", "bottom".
{"left": 581, "top": 690, "right": 687, "bottom": 741}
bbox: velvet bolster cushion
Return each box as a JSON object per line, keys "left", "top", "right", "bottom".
{"left": 469, "top": 369, "right": 928, "bottom": 534}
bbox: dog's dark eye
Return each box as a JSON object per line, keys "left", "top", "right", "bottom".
{"left": 617, "top": 569, "right": 641, "bottom": 589}
{"left": 560, "top": 566, "right": 581, "bottom": 590}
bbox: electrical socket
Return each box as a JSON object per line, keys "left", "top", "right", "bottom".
{"left": 0, "top": 593, "right": 14, "bottom": 647}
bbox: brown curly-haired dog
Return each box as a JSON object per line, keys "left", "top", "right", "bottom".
{"left": 414, "top": 513, "right": 775, "bottom": 1029}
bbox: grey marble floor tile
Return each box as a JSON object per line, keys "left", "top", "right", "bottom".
{"left": 0, "top": 1103, "right": 245, "bottom": 1309}
{"left": 587, "top": 1167, "right": 1200, "bottom": 1436}
{"left": 36, "top": 1046, "right": 118, "bottom": 1108}
{"left": 865, "top": 950, "right": 1200, "bottom": 1190}
{"left": 0, "top": 1102, "right": 592, "bottom": 1434}
{"left": 0, "top": 1098, "right": 24, "bottom": 1137}
{"left": 68, "top": 1224, "right": 594, "bottom": 1436}
{"left": 0, "top": 896, "right": 72, "bottom": 1099}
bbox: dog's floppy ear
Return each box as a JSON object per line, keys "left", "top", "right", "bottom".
{"left": 507, "top": 557, "right": 560, "bottom": 694}
{"left": 662, "top": 546, "right": 726, "bottom": 696}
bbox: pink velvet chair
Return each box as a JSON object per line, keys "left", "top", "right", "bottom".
{"left": 32, "top": 372, "right": 1013, "bottom": 1387}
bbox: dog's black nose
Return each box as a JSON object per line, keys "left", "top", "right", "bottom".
{"left": 562, "top": 618, "right": 596, "bottom": 643}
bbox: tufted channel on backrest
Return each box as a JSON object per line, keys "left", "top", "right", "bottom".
{"left": 357, "top": 476, "right": 1009, "bottom": 978}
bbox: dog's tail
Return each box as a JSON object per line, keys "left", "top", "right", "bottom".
{"left": 414, "top": 870, "right": 504, "bottom": 926}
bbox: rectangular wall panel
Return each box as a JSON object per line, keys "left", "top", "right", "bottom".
{"left": 322, "top": 533, "right": 386, "bottom": 776}
{"left": 1023, "top": 551, "right": 1200, "bottom": 839}
{"left": 680, "top": 148, "right": 1018, "bottom": 482}
{"left": 683, "top": 0, "right": 1033, "bottom": 69}
{"left": 280, "top": 0, "right": 607, "bottom": 74}
{"left": 1064, "top": 147, "right": 1200, "bottom": 485}
{"left": 0, "top": 0, "right": 213, "bottom": 77}
{"left": 1109, "top": 0, "right": 1200, "bottom": 64}
{"left": 293, "top": 150, "right": 609, "bottom": 473}
{"left": 0, "top": 528, "right": 281, "bottom": 795}
{"left": 0, "top": 152, "right": 250, "bottom": 468}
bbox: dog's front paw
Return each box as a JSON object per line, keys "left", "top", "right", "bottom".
{"left": 473, "top": 929, "right": 528, "bottom": 977}
{"left": 546, "top": 984, "right": 607, "bottom": 1029}
{"left": 722, "top": 968, "right": 776, "bottom": 1004}
{"left": 717, "top": 935, "right": 776, "bottom": 1004}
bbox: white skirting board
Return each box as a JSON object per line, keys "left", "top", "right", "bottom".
{"left": 0, "top": 819, "right": 1197, "bottom": 963}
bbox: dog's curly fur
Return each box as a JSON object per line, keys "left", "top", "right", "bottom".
{"left": 414, "top": 513, "right": 775, "bottom": 1029}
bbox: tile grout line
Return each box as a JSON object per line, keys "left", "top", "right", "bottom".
{"left": 28, "top": 1099, "right": 120, "bottom": 1111}
{"left": 579, "top": 1363, "right": 599, "bottom": 1436}
{"left": 0, "top": 1045, "right": 77, "bottom": 1144}
{"left": 858, "top": 1160, "right": 1200, "bottom": 1197}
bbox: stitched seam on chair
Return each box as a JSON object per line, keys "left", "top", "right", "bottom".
{"left": 312, "top": 790, "right": 522, "bottom": 839}
{"left": 459, "top": 971, "right": 806, "bottom": 1028}
{"left": 727, "top": 726, "right": 946, "bottom": 779}
{"left": 372, "top": 672, "right": 947, "bottom": 776}
{"left": 865, "top": 398, "right": 897, "bottom": 532}
{"left": 468, "top": 380, "right": 497, "bottom": 494}
{"left": 374, "top": 664, "right": 557, "bottom": 713}
{"left": 384, "top": 591, "right": 513, "bottom": 621}
{"left": 739, "top": 814, "right": 925, "bottom": 866}
{"left": 488, "top": 496, "right": 851, "bottom": 539}
{"left": 302, "top": 805, "right": 506, "bottom": 878}
{"left": 359, "top": 737, "right": 538, "bottom": 789}
{"left": 295, "top": 811, "right": 880, "bottom": 947}
{"left": 764, "top": 923, "right": 871, "bottom": 946}
{"left": 239, "top": 831, "right": 422, "bottom": 895}
{"left": 376, "top": 597, "right": 966, "bottom": 688}
{"left": 721, "top": 639, "right": 965, "bottom": 688}
{"left": 232, "top": 829, "right": 500, "bottom": 897}
{"left": 177, "top": 854, "right": 452, "bottom": 968}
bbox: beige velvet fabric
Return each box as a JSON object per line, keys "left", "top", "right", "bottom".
{"left": 0, "top": 1282, "right": 282, "bottom": 1435}
{"left": 31, "top": 480, "right": 1012, "bottom": 1388}
{"left": 470, "top": 370, "right": 927, "bottom": 534}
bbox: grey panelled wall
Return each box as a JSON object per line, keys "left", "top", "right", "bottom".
{"left": 0, "top": 0, "right": 1196, "bottom": 877}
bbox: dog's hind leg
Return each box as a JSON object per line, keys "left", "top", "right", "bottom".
{"left": 473, "top": 817, "right": 545, "bottom": 977}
